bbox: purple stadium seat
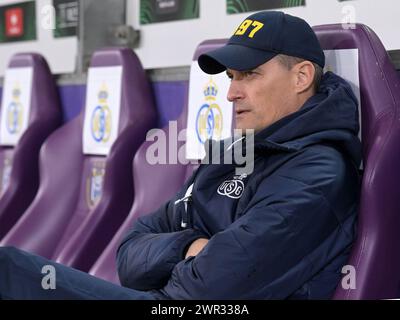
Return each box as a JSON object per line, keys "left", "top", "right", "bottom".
{"left": 0, "top": 48, "right": 157, "bottom": 272}
{"left": 313, "top": 24, "right": 400, "bottom": 300}
{"left": 89, "top": 40, "right": 230, "bottom": 284}
{"left": 90, "top": 111, "right": 194, "bottom": 283}
{"left": 0, "top": 53, "right": 61, "bottom": 239}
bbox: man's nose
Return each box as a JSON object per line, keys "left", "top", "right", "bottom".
{"left": 227, "top": 81, "right": 243, "bottom": 102}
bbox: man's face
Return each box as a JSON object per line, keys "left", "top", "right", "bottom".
{"left": 227, "top": 57, "right": 300, "bottom": 133}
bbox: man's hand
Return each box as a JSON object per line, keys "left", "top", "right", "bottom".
{"left": 185, "top": 238, "right": 209, "bottom": 259}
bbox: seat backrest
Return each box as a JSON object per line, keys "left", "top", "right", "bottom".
{"left": 314, "top": 24, "right": 400, "bottom": 299}
{"left": 0, "top": 53, "right": 61, "bottom": 239}
{"left": 89, "top": 39, "right": 232, "bottom": 284}
{"left": 1, "top": 48, "right": 157, "bottom": 269}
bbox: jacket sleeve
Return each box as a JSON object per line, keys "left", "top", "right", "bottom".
{"left": 117, "top": 199, "right": 207, "bottom": 291}
{"left": 154, "top": 148, "right": 358, "bottom": 299}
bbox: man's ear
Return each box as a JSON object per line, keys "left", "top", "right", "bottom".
{"left": 293, "top": 61, "right": 315, "bottom": 94}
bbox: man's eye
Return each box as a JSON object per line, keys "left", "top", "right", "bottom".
{"left": 244, "top": 71, "right": 255, "bottom": 77}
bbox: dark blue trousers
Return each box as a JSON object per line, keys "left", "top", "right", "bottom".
{"left": 0, "top": 246, "right": 157, "bottom": 300}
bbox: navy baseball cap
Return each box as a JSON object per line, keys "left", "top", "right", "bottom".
{"left": 198, "top": 11, "right": 325, "bottom": 74}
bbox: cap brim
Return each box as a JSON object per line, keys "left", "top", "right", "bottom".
{"left": 198, "top": 44, "right": 277, "bottom": 74}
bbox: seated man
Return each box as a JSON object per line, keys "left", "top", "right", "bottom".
{"left": 0, "top": 11, "right": 361, "bottom": 300}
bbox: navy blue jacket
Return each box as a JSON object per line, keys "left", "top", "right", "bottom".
{"left": 117, "top": 72, "right": 362, "bottom": 299}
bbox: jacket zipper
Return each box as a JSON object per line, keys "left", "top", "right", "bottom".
{"left": 174, "top": 183, "right": 194, "bottom": 229}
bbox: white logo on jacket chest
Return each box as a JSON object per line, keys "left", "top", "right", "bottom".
{"left": 217, "top": 174, "right": 247, "bottom": 199}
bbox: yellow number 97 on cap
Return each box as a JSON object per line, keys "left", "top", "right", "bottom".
{"left": 234, "top": 19, "right": 264, "bottom": 38}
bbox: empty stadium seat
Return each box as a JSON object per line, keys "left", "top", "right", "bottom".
{"left": 89, "top": 40, "right": 232, "bottom": 284}
{"left": 1, "top": 48, "right": 157, "bottom": 272}
{"left": 313, "top": 24, "right": 400, "bottom": 300}
{"left": 0, "top": 53, "right": 61, "bottom": 239}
